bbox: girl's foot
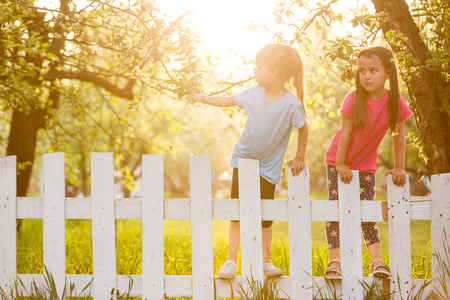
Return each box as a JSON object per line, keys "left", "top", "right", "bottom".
{"left": 218, "top": 260, "right": 237, "bottom": 279}
{"left": 325, "top": 259, "right": 342, "bottom": 279}
{"left": 263, "top": 263, "right": 283, "bottom": 277}
{"left": 369, "top": 258, "right": 390, "bottom": 278}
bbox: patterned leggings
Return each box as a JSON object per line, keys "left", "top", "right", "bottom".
{"left": 326, "top": 164, "right": 380, "bottom": 249}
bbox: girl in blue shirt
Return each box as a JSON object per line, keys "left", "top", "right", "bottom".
{"left": 191, "top": 43, "right": 308, "bottom": 278}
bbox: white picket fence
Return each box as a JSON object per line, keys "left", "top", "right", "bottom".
{"left": 0, "top": 153, "right": 449, "bottom": 299}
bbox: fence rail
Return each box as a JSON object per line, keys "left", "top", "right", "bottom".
{"left": 1, "top": 153, "right": 449, "bottom": 299}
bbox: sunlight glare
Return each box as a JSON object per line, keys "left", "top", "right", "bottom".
{"left": 160, "top": 0, "right": 279, "bottom": 77}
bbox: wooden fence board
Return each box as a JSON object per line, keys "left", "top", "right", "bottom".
{"left": 388, "top": 174, "right": 412, "bottom": 299}
{"left": 430, "top": 173, "right": 450, "bottom": 294}
{"left": 238, "top": 158, "right": 264, "bottom": 283}
{"left": 16, "top": 196, "right": 429, "bottom": 222}
{"left": 190, "top": 155, "right": 215, "bottom": 299}
{"left": 91, "top": 153, "right": 117, "bottom": 300}
{"left": 142, "top": 154, "right": 164, "bottom": 300}
{"left": 42, "top": 153, "right": 66, "bottom": 298}
{"left": 287, "top": 166, "right": 312, "bottom": 299}
{"left": 338, "top": 170, "right": 364, "bottom": 299}
{"left": 4, "top": 154, "right": 450, "bottom": 300}
{"left": 0, "top": 156, "right": 16, "bottom": 291}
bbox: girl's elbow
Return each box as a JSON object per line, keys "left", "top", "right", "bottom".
{"left": 226, "top": 96, "right": 235, "bottom": 106}
{"left": 300, "top": 121, "right": 308, "bottom": 131}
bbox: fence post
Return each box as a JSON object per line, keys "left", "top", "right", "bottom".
{"left": 91, "top": 153, "right": 117, "bottom": 300}
{"left": 338, "top": 170, "right": 364, "bottom": 299}
{"left": 388, "top": 174, "right": 411, "bottom": 299}
{"left": 0, "top": 156, "right": 16, "bottom": 291}
{"left": 142, "top": 154, "right": 164, "bottom": 300}
{"left": 42, "top": 153, "right": 66, "bottom": 298}
{"left": 190, "top": 155, "right": 215, "bottom": 299}
{"left": 238, "top": 158, "right": 264, "bottom": 284}
{"left": 287, "top": 165, "right": 312, "bottom": 299}
{"left": 430, "top": 172, "right": 450, "bottom": 294}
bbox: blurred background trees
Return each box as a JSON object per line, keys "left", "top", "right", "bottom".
{"left": 273, "top": 0, "right": 449, "bottom": 177}
{"left": 0, "top": 0, "right": 202, "bottom": 198}
{"left": 1, "top": 0, "right": 448, "bottom": 200}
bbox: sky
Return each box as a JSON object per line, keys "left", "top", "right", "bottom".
{"left": 159, "top": 0, "right": 280, "bottom": 76}
{"left": 159, "top": 0, "right": 373, "bottom": 76}
{"left": 35, "top": 0, "right": 373, "bottom": 77}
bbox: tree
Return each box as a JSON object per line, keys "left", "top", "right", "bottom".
{"left": 0, "top": 0, "right": 201, "bottom": 197}
{"left": 369, "top": 0, "right": 449, "bottom": 175}
{"left": 273, "top": 0, "right": 450, "bottom": 175}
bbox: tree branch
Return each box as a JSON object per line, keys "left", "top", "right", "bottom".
{"left": 46, "top": 70, "right": 136, "bottom": 100}
{"left": 208, "top": 77, "right": 254, "bottom": 96}
{"left": 370, "top": 0, "right": 431, "bottom": 64}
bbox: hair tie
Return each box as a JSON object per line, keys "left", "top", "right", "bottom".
{"left": 389, "top": 58, "right": 395, "bottom": 63}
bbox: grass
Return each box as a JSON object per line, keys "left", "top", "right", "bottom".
{"left": 14, "top": 219, "right": 434, "bottom": 299}
{"left": 12, "top": 190, "right": 438, "bottom": 299}
{"left": 17, "top": 219, "right": 431, "bottom": 279}
{"left": 17, "top": 219, "right": 432, "bottom": 279}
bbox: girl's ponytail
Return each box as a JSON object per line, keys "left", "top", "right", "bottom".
{"left": 388, "top": 58, "right": 400, "bottom": 134}
{"left": 292, "top": 52, "right": 306, "bottom": 117}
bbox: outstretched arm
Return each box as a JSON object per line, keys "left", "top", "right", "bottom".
{"left": 287, "top": 122, "right": 308, "bottom": 176}
{"left": 335, "top": 115, "right": 354, "bottom": 184}
{"left": 385, "top": 120, "right": 407, "bottom": 187}
{"left": 191, "top": 94, "right": 235, "bottom": 107}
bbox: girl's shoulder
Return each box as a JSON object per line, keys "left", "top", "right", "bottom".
{"left": 235, "top": 85, "right": 263, "bottom": 96}
{"left": 398, "top": 94, "right": 406, "bottom": 103}
{"left": 341, "top": 91, "right": 357, "bottom": 107}
{"left": 344, "top": 91, "right": 357, "bottom": 101}
{"left": 285, "top": 90, "right": 303, "bottom": 106}
{"left": 247, "top": 85, "right": 264, "bottom": 94}
{"left": 234, "top": 85, "right": 265, "bottom": 106}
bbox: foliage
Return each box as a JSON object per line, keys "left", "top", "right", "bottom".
{"left": 271, "top": 0, "right": 450, "bottom": 175}
{"left": 0, "top": 0, "right": 202, "bottom": 107}
{"left": 0, "top": 0, "right": 206, "bottom": 199}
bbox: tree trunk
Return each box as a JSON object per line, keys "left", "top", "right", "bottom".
{"left": 6, "top": 108, "right": 46, "bottom": 197}
{"left": 371, "top": 0, "right": 450, "bottom": 175}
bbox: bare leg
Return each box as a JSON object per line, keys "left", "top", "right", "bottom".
{"left": 262, "top": 226, "right": 273, "bottom": 264}
{"left": 327, "top": 248, "right": 341, "bottom": 275}
{"left": 367, "top": 242, "right": 381, "bottom": 260}
{"left": 329, "top": 248, "right": 340, "bottom": 261}
{"left": 367, "top": 242, "right": 385, "bottom": 268}
{"left": 226, "top": 221, "right": 240, "bottom": 263}
{"left": 227, "top": 222, "right": 274, "bottom": 265}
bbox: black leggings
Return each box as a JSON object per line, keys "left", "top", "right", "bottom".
{"left": 231, "top": 168, "right": 276, "bottom": 228}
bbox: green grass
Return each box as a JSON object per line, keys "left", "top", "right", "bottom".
{"left": 14, "top": 190, "right": 436, "bottom": 299}
{"left": 12, "top": 219, "right": 444, "bottom": 300}
{"left": 17, "top": 219, "right": 432, "bottom": 279}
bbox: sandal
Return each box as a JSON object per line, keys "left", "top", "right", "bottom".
{"left": 369, "top": 258, "right": 390, "bottom": 278}
{"left": 325, "top": 259, "right": 342, "bottom": 279}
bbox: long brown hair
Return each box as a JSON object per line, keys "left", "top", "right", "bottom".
{"left": 256, "top": 44, "right": 306, "bottom": 116}
{"left": 354, "top": 47, "right": 400, "bottom": 133}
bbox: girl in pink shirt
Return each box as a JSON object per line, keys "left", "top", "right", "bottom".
{"left": 324, "top": 47, "right": 412, "bottom": 279}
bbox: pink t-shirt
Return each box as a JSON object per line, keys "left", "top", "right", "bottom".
{"left": 325, "top": 90, "right": 412, "bottom": 173}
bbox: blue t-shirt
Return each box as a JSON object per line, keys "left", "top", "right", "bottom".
{"left": 231, "top": 85, "right": 306, "bottom": 184}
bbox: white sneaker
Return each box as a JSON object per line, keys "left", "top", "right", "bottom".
{"left": 264, "top": 263, "right": 283, "bottom": 277}
{"left": 218, "top": 260, "right": 237, "bottom": 278}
